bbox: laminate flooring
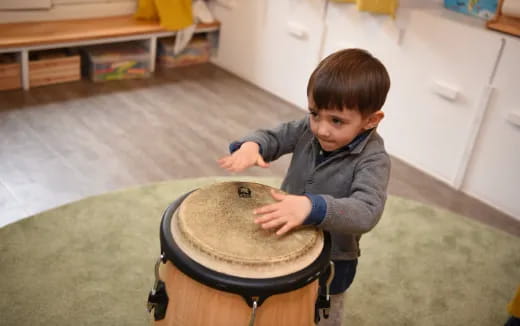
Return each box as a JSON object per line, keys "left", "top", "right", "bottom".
{"left": 0, "top": 63, "right": 518, "bottom": 236}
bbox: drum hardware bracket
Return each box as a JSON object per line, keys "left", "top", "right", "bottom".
{"left": 248, "top": 297, "right": 259, "bottom": 326}
{"left": 314, "top": 261, "right": 335, "bottom": 323}
{"left": 147, "top": 254, "right": 169, "bottom": 321}
{"left": 242, "top": 295, "right": 267, "bottom": 308}
{"left": 325, "top": 261, "right": 335, "bottom": 301}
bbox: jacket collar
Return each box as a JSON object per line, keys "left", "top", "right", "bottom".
{"left": 349, "top": 128, "right": 376, "bottom": 154}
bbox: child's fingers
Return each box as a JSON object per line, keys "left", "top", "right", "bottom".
{"left": 254, "top": 203, "right": 278, "bottom": 215}
{"left": 220, "top": 156, "right": 247, "bottom": 171}
{"left": 217, "top": 155, "right": 230, "bottom": 163}
{"left": 275, "top": 222, "right": 294, "bottom": 236}
{"left": 269, "top": 189, "right": 285, "bottom": 201}
{"left": 254, "top": 211, "right": 280, "bottom": 224}
{"left": 218, "top": 157, "right": 234, "bottom": 169}
{"left": 219, "top": 153, "right": 259, "bottom": 172}
{"left": 256, "top": 156, "right": 270, "bottom": 168}
{"left": 260, "top": 217, "right": 286, "bottom": 230}
{"left": 217, "top": 158, "right": 227, "bottom": 167}
{"left": 218, "top": 155, "right": 234, "bottom": 163}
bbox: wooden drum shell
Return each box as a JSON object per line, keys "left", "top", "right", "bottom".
{"left": 156, "top": 260, "right": 318, "bottom": 326}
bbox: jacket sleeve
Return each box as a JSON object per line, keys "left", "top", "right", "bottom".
{"left": 318, "top": 151, "right": 391, "bottom": 235}
{"left": 236, "top": 118, "right": 308, "bottom": 162}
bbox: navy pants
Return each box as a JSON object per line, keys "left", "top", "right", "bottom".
{"left": 319, "top": 259, "right": 358, "bottom": 295}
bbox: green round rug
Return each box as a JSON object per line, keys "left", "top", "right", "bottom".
{"left": 0, "top": 176, "right": 519, "bottom": 326}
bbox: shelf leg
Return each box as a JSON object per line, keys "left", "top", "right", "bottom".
{"left": 21, "top": 49, "right": 29, "bottom": 90}
{"left": 149, "top": 36, "right": 157, "bottom": 73}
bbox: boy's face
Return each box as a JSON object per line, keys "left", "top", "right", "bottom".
{"left": 308, "top": 99, "right": 384, "bottom": 152}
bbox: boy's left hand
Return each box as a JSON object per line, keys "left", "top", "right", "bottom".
{"left": 254, "top": 190, "right": 312, "bottom": 236}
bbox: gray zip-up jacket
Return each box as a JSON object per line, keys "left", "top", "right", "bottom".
{"left": 238, "top": 117, "right": 391, "bottom": 260}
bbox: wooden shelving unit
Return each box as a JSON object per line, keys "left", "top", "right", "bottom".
{"left": 486, "top": 0, "right": 520, "bottom": 37}
{"left": 0, "top": 15, "right": 220, "bottom": 90}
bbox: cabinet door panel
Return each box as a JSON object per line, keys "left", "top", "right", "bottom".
{"left": 213, "top": 0, "right": 327, "bottom": 109}
{"left": 323, "top": 8, "right": 503, "bottom": 183}
{"left": 381, "top": 10, "right": 502, "bottom": 184}
{"left": 211, "top": 1, "right": 267, "bottom": 85}
{"left": 256, "top": 0, "right": 326, "bottom": 108}
{"left": 463, "top": 37, "right": 520, "bottom": 219}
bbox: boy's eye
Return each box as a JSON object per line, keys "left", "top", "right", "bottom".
{"left": 309, "top": 111, "right": 318, "bottom": 117}
{"left": 332, "top": 117, "right": 343, "bottom": 125}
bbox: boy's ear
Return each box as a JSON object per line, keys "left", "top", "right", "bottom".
{"left": 364, "top": 110, "right": 385, "bottom": 130}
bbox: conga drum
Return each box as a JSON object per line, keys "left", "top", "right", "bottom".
{"left": 147, "top": 181, "right": 331, "bottom": 326}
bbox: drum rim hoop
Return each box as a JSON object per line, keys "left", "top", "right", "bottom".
{"left": 159, "top": 190, "right": 332, "bottom": 299}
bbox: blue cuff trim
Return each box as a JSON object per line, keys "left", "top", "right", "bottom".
{"left": 229, "top": 141, "right": 243, "bottom": 154}
{"left": 303, "top": 193, "right": 326, "bottom": 225}
{"left": 229, "top": 141, "right": 263, "bottom": 154}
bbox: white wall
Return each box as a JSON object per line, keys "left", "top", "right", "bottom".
{"left": 212, "top": 0, "right": 520, "bottom": 220}
{"left": 0, "top": 0, "right": 135, "bottom": 23}
{"left": 211, "top": 0, "right": 327, "bottom": 109}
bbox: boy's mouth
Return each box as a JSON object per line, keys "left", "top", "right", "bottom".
{"left": 318, "top": 139, "right": 336, "bottom": 150}
{"left": 318, "top": 138, "right": 334, "bottom": 145}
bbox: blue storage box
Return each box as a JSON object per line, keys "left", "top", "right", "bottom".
{"left": 444, "top": 0, "right": 498, "bottom": 19}
{"left": 83, "top": 43, "right": 150, "bottom": 82}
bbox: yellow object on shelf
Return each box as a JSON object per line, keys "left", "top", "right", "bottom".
{"left": 358, "top": 0, "right": 398, "bottom": 17}
{"left": 331, "top": 0, "right": 399, "bottom": 17}
{"left": 508, "top": 286, "right": 520, "bottom": 318}
{"left": 135, "top": 0, "right": 193, "bottom": 30}
{"left": 135, "top": 0, "right": 157, "bottom": 20}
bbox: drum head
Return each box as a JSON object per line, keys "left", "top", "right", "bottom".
{"left": 171, "top": 182, "right": 324, "bottom": 278}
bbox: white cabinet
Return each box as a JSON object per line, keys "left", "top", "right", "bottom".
{"left": 212, "top": 0, "right": 327, "bottom": 109}
{"left": 213, "top": 2, "right": 518, "bottom": 218}
{"left": 323, "top": 7, "right": 504, "bottom": 185}
{"left": 321, "top": 5, "right": 518, "bottom": 217}
{"left": 382, "top": 10, "right": 502, "bottom": 184}
{"left": 462, "top": 36, "right": 520, "bottom": 219}
{"left": 210, "top": 1, "right": 266, "bottom": 86}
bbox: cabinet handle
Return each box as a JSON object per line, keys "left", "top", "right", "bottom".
{"left": 287, "top": 21, "right": 308, "bottom": 40}
{"left": 433, "top": 81, "right": 458, "bottom": 101}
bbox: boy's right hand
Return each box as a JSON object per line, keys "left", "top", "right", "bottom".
{"left": 218, "top": 142, "right": 270, "bottom": 172}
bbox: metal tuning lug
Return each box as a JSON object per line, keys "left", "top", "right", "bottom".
{"left": 238, "top": 186, "right": 252, "bottom": 198}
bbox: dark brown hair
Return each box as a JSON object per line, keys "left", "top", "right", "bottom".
{"left": 307, "top": 48, "right": 390, "bottom": 117}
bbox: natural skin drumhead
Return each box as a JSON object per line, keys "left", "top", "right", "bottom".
{"left": 171, "top": 181, "right": 324, "bottom": 278}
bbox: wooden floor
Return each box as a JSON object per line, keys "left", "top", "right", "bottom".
{"left": 0, "top": 63, "right": 518, "bottom": 236}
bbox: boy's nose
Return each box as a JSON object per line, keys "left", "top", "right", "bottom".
{"left": 317, "top": 124, "right": 330, "bottom": 137}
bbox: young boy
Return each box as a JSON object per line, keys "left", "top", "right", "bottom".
{"left": 218, "top": 48, "right": 391, "bottom": 326}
